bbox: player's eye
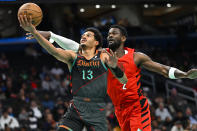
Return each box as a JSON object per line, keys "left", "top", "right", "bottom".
{"left": 87, "top": 34, "right": 93, "bottom": 37}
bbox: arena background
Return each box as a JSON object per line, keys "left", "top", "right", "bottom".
{"left": 0, "top": 0, "right": 197, "bottom": 130}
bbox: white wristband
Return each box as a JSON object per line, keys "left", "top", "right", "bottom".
{"left": 169, "top": 67, "right": 177, "bottom": 79}
{"left": 49, "top": 31, "right": 55, "bottom": 43}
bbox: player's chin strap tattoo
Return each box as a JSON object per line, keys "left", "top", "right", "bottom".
{"left": 110, "top": 66, "right": 128, "bottom": 84}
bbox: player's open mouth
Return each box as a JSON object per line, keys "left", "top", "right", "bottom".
{"left": 81, "top": 39, "right": 87, "bottom": 43}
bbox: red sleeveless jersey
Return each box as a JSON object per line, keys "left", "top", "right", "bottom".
{"left": 107, "top": 47, "right": 145, "bottom": 113}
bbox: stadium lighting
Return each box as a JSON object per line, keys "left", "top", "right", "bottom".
{"left": 95, "top": 5, "right": 100, "bottom": 9}
{"left": 144, "top": 4, "right": 149, "bottom": 8}
{"left": 111, "top": 5, "right": 116, "bottom": 9}
{"left": 167, "top": 3, "right": 172, "bottom": 8}
{"left": 80, "top": 8, "right": 85, "bottom": 13}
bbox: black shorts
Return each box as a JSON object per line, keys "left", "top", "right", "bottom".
{"left": 57, "top": 103, "right": 107, "bottom": 131}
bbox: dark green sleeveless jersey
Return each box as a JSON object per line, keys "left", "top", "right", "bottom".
{"left": 69, "top": 51, "right": 108, "bottom": 126}
{"left": 70, "top": 51, "right": 108, "bottom": 99}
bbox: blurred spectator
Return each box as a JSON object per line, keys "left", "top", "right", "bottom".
{"left": 172, "top": 110, "right": 188, "bottom": 128}
{"left": 29, "top": 76, "right": 38, "bottom": 90}
{"left": 42, "top": 94, "right": 54, "bottom": 110}
{"left": 18, "top": 108, "right": 28, "bottom": 121}
{"left": 0, "top": 83, "right": 6, "bottom": 100}
{"left": 0, "top": 53, "right": 9, "bottom": 69}
{"left": 155, "top": 102, "right": 172, "bottom": 121}
{"left": 25, "top": 44, "right": 39, "bottom": 58}
{"left": 50, "top": 62, "right": 64, "bottom": 76}
{"left": 168, "top": 88, "right": 187, "bottom": 109}
{"left": 28, "top": 109, "right": 38, "bottom": 131}
{"left": 185, "top": 107, "right": 197, "bottom": 126}
{"left": 154, "top": 96, "right": 165, "bottom": 105}
{"left": 18, "top": 108, "right": 29, "bottom": 129}
{"left": 30, "top": 100, "right": 42, "bottom": 119}
{"left": 42, "top": 75, "right": 52, "bottom": 91}
{"left": 0, "top": 108, "right": 19, "bottom": 130}
{"left": 117, "top": 18, "right": 130, "bottom": 27}
{"left": 152, "top": 120, "right": 160, "bottom": 130}
{"left": 18, "top": 88, "right": 29, "bottom": 104}
{"left": 171, "top": 121, "right": 184, "bottom": 131}
{"left": 50, "top": 74, "right": 61, "bottom": 91}
{"left": 40, "top": 65, "right": 50, "bottom": 81}
{"left": 191, "top": 124, "right": 197, "bottom": 131}
{"left": 29, "top": 92, "right": 39, "bottom": 103}
{"left": 7, "top": 106, "right": 14, "bottom": 117}
{"left": 19, "top": 70, "right": 29, "bottom": 81}
{"left": 5, "top": 77, "right": 17, "bottom": 99}
{"left": 43, "top": 113, "right": 56, "bottom": 131}
{"left": 30, "top": 66, "right": 39, "bottom": 80}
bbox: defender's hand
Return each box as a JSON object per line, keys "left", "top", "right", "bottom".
{"left": 186, "top": 69, "right": 197, "bottom": 79}
{"left": 26, "top": 33, "right": 34, "bottom": 39}
{"left": 104, "top": 49, "right": 118, "bottom": 68}
{"left": 26, "top": 31, "right": 51, "bottom": 40}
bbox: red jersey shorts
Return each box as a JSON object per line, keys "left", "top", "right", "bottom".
{"left": 115, "top": 104, "right": 151, "bottom": 131}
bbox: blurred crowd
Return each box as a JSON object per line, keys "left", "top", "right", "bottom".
{"left": 0, "top": 33, "right": 197, "bottom": 131}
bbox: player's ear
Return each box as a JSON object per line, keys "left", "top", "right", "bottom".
{"left": 121, "top": 36, "right": 126, "bottom": 42}
{"left": 95, "top": 41, "right": 99, "bottom": 46}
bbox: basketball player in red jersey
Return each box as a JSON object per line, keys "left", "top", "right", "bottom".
{"left": 26, "top": 25, "right": 197, "bottom": 131}
{"left": 106, "top": 25, "right": 197, "bottom": 131}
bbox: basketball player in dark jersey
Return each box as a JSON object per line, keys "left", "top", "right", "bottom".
{"left": 18, "top": 15, "right": 127, "bottom": 131}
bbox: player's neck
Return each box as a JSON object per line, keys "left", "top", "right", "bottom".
{"left": 114, "top": 44, "right": 125, "bottom": 58}
{"left": 81, "top": 47, "right": 97, "bottom": 60}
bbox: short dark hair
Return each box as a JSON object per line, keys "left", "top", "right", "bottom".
{"left": 110, "top": 25, "right": 128, "bottom": 37}
{"left": 84, "top": 27, "right": 103, "bottom": 49}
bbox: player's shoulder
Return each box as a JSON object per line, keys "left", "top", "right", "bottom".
{"left": 134, "top": 51, "right": 148, "bottom": 58}
{"left": 134, "top": 51, "right": 151, "bottom": 66}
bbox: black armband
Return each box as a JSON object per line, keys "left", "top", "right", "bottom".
{"left": 111, "top": 66, "right": 124, "bottom": 78}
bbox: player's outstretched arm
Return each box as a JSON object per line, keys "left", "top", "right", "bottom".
{"left": 18, "top": 15, "right": 75, "bottom": 65}
{"left": 26, "top": 31, "right": 79, "bottom": 51}
{"left": 103, "top": 49, "right": 128, "bottom": 84}
{"left": 134, "top": 52, "right": 197, "bottom": 79}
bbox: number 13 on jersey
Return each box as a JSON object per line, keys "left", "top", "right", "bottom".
{"left": 82, "top": 70, "right": 93, "bottom": 80}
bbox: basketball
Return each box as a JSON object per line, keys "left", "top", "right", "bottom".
{"left": 18, "top": 3, "right": 43, "bottom": 26}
